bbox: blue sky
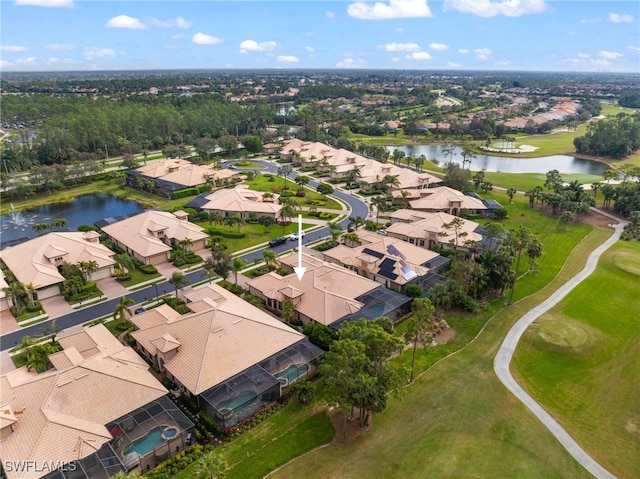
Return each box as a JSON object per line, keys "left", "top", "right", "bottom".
{"left": 1, "top": 0, "right": 639, "bottom": 72}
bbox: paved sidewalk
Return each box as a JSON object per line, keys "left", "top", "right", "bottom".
{"left": 494, "top": 208, "right": 626, "bottom": 479}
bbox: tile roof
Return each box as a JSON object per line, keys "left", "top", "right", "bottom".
{"left": 249, "top": 252, "right": 380, "bottom": 326}
{"left": 0, "top": 325, "right": 166, "bottom": 479}
{"left": 200, "top": 185, "right": 282, "bottom": 215}
{"left": 130, "top": 283, "right": 304, "bottom": 395}
{"left": 101, "top": 211, "right": 207, "bottom": 259}
{"left": 0, "top": 233, "right": 116, "bottom": 290}
{"left": 386, "top": 210, "right": 483, "bottom": 245}
{"left": 408, "top": 186, "right": 487, "bottom": 212}
{"left": 134, "top": 159, "right": 238, "bottom": 188}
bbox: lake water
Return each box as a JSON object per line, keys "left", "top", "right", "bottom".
{"left": 388, "top": 145, "right": 607, "bottom": 175}
{"left": 0, "top": 194, "right": 144, "bottom": 246}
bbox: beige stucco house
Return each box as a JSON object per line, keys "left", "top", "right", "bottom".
{"left": 387, "top": 209, "right": 484, "bottom": 250}
{"left": 0, "top": 325, "right": 193, "bottom": 479}
{"left": 127, "top": 159, "right": 238, "bottom": 196}
{"left": 400, "top": 186, "right": 488, "bottom": 215}
{"left": 198, "top": 185, "right": 282, "bottom": 219}
{"left": 101, "top": 211, "right": 208, "bottom": 265}
{"left": 247, "top": 250, "right": 411, "bottom": 327}
{"left": 130, "top": 283, "right": 322, "bottom": 428}
{"left": 0, "top": 232, "right": 116, "bottom": 300}
{"left": 322, "top": 231, "right": 443, "bottom": 293}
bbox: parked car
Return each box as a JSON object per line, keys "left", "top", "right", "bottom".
{"left": 377, "top": 229, "right": 388, "bottom": 236}
{"left": 268, "top": 236, "right": 288, "bottom": 247}
{"left": 134, "top": 307, "right": 146, "bottom": 314}
{"left": 289, "top": 231, "right": 306, "bottom": 241}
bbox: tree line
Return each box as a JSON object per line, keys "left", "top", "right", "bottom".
{"left": 573, "top": 112, "right": 640, "bottom": 158}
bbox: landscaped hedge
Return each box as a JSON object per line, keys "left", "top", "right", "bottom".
{"left": 137, "top": 264, "right": 158, "bottom": 274}
{"left": 207, "top": 228, "right": 246, "bottom": 238}
{"left": 171, "top": 187, "right": 199, "bottom": 199}
{"left": 26, "top": 301, "right": 43, "bottom": 313}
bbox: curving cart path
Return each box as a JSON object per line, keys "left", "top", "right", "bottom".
{"left": 494, "top": 208, "right": 627, "bottom": 479}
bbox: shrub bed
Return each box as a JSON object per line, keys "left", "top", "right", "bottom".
{"left": 171, "top": 187, "right": 199, "bottom": 199}
{"left": 207, "top": 228, "right": 247, "bottom": 239}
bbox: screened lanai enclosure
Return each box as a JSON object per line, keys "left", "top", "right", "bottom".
{"left": 41, "top": 443, "right": 125, "bottom": 479}
{"left": 107, "top": 396, "right": 194, "bottom": 474}
{"left": 199, "top": 340, "right": 324, "bottom": 429}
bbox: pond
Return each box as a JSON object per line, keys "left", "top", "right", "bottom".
{"left": 387, "top": 145, "right": 607, "bottom": 175}
{"left": 0, "top": 194, "right": 144, "bottom": 246}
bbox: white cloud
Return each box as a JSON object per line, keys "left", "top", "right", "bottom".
{"left": 447, "top": 62, "right": 461, "bottom": 67}
{"left": 561, "top": 57, "right": 611, "bottom": 68}
{"left": 628, "top": 46, "right": 640, "bottom": 53}
{"left": 474, "top": 48, "right": 492, "bottom": 60}
{"left": 430, "top": 42, "right": 449, "bottom": 51}
{"left": 0, "top": 60, "right": 14, "bottom": 68}
{"left": 84, "top": 47, "right": 116, "bottom": 60}
{"left": 495, "top": 60, "right": 511, "bottom": 66}
{"left": 458, "top": 48, "right": 469, "bottom": 54}
{"left": 347, "top": 0, "right": 432, "bottom": 20}
{"left": 380, "top": 42, "right": 421, "bottom": 52}
{"left": 598, "top": 50, "right": 622, "bottom": 59}
{"left": 396, "top": 27, "right": 405, "bottom": 33}
{"left": 16, "top": 56, "right": 37, "bottom": 64}
{"left": 277, "top": 55, "right": 299, "bottom": 63}
{"left": 407, "top": 51, "right": 431, "bottom": 60}
{"left": 326, "top": 10, "right": 336, "bottom": 18}
{"left": 609, "top": 13, "right": 633, "bottom": 23}
{"left": 106, "top": 15, "right": 146, "bottom": 29}
{"left": 305, "top": 46, "right": 315, "bottom": 53}
{"left": 15, "top": 0, "right": 72, "bottom": 7}
{"left": 444, "top": 0, "right": 548, "bottom": 17}
{"left": 239, "top": 40, "right": 277, "bottom": 53}
{"left": 192, "top": 33, "right": 223, "bottom": 45}
{"left": 577, "top": 53, "right": 590, "bottom": 59}
{"left": 48, "top": 43, "right": 73, "bottom": 51}
{"left": 581, "top": 17, "right": 601, "bottom": 24}
{"left": 336, "top": 57, "right": 367, "bottom": 68}
{"left": 170, "top": 34, "right": 187, "bottom": 41}
{"left": 566, "top": 31, "right": 577, "bottom": 37}
{"left": 392, "top": 57, "right": 400, "bottom": 62}
{"left": 148, "top": 16, "right": 193, "bottom": 29}
{"left": 0, "top": 45, "right": 28, "bottom": 52}
{"left": 46, "top": 57, "right": 59, "bottom": 64}
{"left": 175, "top": 17, "right": 192, "bottom": 29}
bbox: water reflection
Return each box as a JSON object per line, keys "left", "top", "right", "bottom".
{"left": 0, "top": 194, "right": 143, "bottom": 246}
{"left": 388, "top": 145, "right": 607, "bottom": 175}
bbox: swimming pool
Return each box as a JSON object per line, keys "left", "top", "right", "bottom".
{"left": 274, "top": 363, "right": 309, "bottom": 385}
{"left": 123, "top": 425, "right": 176, "bottom": 458}
{"left": 216, "top": 390, "right": 257, "bottom": 413}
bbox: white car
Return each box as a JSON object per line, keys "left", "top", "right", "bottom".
{"left": 377, "top": 229, "right": 388, "bottom": 236}
{"left": 289, "top": 231, "right": 306, "bottom": 241}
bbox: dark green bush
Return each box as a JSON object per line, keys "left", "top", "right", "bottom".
{"left": 26, "top": 301, "right": 43, "bottom": 313}
{"left": 138, "top": 264, "right": 158, "bottom": 274}
{"left": 171, "top": 187, "right": 199, "bottom": 199}
{"left": 207, "top": 228, "right": 246, "bottom": 238}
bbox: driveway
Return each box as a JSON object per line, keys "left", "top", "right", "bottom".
{"left": 494, "top": 208, "right": 626, "bottom": 479}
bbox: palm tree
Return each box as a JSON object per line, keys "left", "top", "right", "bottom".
{"left": 460, "top": 142, "right": 476, "bottom": 170}
{"left": 169, "top": 272, "right": 189, "bottom": 298}
{"left": 261, "top": 191, "right": 275, "bottom": 202}
{"left": 39, "top": 319, "right": 62, "bottom": 344}
{"left": 208, "top": 210, "right": 223, "bottom": 227}
{"left": 328, "top": 221, "right": 342, "bottom": 242}
{"left": 348, "top": 215, "right": 365, "bottom": 231}
{"left": 506, "top": 188, "right": 517, "bottom": 203}
{"left": 52, "top": 218, "right": 68, "bottom": 230}
{"left": 381, "top": 174, "right": 400, "bottom": 193}
{"left": 278, "top": 164, "right": 293, "bottom": 191}
{"left": 282, "top": 299, "right": 296, "bottom": 324}
{"left": 77, "top": 260, "right": 99, "bottom": 281}
{"left": 278, "top": 204, "right": 297, "bottom": 234}
{"left": 371, "top": 195, "right": 387, "bottom": 222}
{"left": 114, "top": 253, "right": 136, "bottom": 276}
{"left": 441, "top": 142, "right": 457, "bottom": 166}
{"left": 232, "top": 257, "right": 246, "bottom": 285}
{"left": 194, "top": 450, "right": 227, "bottom": 479}
{"left": 113, "top": 296, "right": 135, "bottom": 325}
{"left": 23, "top": 282, "right": 37, "bottom": 308}
{"left": 346, "top": 166, "right": 362, "bottom": 188}
{"left": 341, "top": 231, "right": 360, "bottom": 247}
{"left": 201, "top": 256, "right": 218, "bottom": 283}
{"left": 263, "top": 250, "right": 278, "bottom": 271}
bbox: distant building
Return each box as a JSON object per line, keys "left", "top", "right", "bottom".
{"left": 197, "top": 185, "right": 282, "bottom": 219}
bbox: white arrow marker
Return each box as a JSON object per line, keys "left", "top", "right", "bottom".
{"left": 293, "top": 214, "right": 306, "bottom": 281}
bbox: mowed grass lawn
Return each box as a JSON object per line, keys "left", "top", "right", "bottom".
{"left": 512, "top": 240, "right": 640, "bottom": 479}
{"left": 231, "top": 196, "right": 614, "bottom": 479}
{"left": 480, "top": 172, "right": 605, "bottom": 192}
{"left": 245, "top": 174, "right": 343, "bottom": 210}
